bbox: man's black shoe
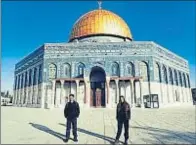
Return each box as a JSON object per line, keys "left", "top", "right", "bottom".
{"left": 114, "top": 139, "right": 119, "bottom": 145}
{"left": 124, "top": 140, "right": 128, "bottom": 145}
{"left": 73, "top": 138, "right": 78, "bottom": 142}
{"left": 63, "top": 138, "right": 69, "bottom": 143}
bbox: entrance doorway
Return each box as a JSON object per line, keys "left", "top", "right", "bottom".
{"left": 90, "top": 66, "right": 106, "bottom": 107}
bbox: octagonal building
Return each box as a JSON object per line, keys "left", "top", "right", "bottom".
{"left": 13, "top": 7, "right": 192, "bottom": 109}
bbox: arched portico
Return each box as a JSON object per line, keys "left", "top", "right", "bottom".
{"left": 90, "top": 66, "right": 106, "bottom": 107}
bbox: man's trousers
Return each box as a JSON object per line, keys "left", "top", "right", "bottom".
{"left": 115, "top": 119, "right": 129, "bottom": 140}
{"left": 65, "top": 118, "right": 77, "bottom": 139}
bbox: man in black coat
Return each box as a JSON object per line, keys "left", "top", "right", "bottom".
{"left": 114, "top": 95, "right": 131, "bottom": 145}
{"left": 64, "top": 94, "right": 80, "bottom": 142}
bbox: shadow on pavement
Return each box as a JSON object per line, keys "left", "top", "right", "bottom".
{"left": 29, "top": 122, "right": 116, "bottom": 144}
{"left": 59, "top": 123, "right": 116, "bottom": 144}
{"left": 29, "top": 123, "right": 65, "bottom": 141}
{"left": 131, "top": 126, "right": 196, "bottom": 144}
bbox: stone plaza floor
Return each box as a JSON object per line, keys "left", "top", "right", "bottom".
{"left": 1, "top": 105, "right": 196, "bottom": 144}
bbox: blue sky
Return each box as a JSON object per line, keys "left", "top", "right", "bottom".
{"left": 2, "top": 1, "right": 196, "bottom": 94}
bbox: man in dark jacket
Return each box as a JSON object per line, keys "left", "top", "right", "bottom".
{"left": 64, "top": 94, "right": 80, "bottom": 142}
{"left": 114, "top": 95, "right": 131, "bottom": 145}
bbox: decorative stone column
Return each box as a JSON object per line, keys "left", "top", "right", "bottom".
{"left": 84, "top": 77, "right": 90, "bottom": 107}
{"left": 18, "top": 74, "right": 22, "bottom": 106}
{"left": 171, "top": 68, "right": 175, "bottom": 103}
{"left": 19, "top": 74, "right": 22, "bottom": 106}
{"left": 60, "top": 80, "right": 64, "bottom": 105}
{"left": 119, "top": 80, "right": 125, "bottom": 97}
{"left": 160, "top": 63, "right": 164, "bottom": 105}
{"left": 139, "top": 79, "right": 144, "bottom": 108}
{"left": 27, "top": 70, "right": 31, "bottom": 106}
{"left": 35, "top": 66, "right": 39, "bottom": 107}
{"left": 178, "top": 72, "right": 184, "bottom": 103}
{"left": 106, "top": 77, "right": 110, "bottom": 107}
{"left": 185, "top": 75, "right": 189, "bottom": 102}
{"left": 115, "top": 79, "right": 119, "bottom": 104}
{"left": 76, "top": 80, "right": 79, "bottom": 102}
{"left": 30, "top": 68, "right": 34, "bottom": 107}
{"left": 17, "top": 74, "right": 20, "bottom": 106}
{"left": 40, "top": 82, "right": 46, "bottom": 108}
{"left": 51, "top": 80, "right": 56, "bottom": 108}
{"left": 13, "top": 75, "right": 18, "bottom": 105}
{"left": 25, "top": 71, "right": 29, "bottom": 106}
{"left": 166, "top": 66, "right": 170, "bottom": 104}
{"left": 22, "top": 71, "right": 27, "bottom": 106}
{"left": 17, "top": 75, "right": 21, "bottom": 106}
{"left": 22, "top": 73, "right": 25, "bottom": 106}
{"left": 130, "top": 79, "right": 135, "bottom": 107}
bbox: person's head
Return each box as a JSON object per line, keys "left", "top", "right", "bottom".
{"left": 69, "top": 94, "right": 75, "bottom": 102}
{"left": 119, "top": 95, "right": 125, "bottom": 103}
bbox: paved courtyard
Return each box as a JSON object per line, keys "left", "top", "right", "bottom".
{"left": 1, "top": 105, "right": 196, "bottom": 144}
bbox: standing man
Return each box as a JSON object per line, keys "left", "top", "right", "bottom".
{"left": 114, "top": 95, "right": 131, "bottom": 145}
{"left": 64, "top": 94, "right": 80, "bottom": 142}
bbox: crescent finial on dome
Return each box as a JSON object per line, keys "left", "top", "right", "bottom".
{"left": 98, "top": 0, "right": 102, "bottom": 9}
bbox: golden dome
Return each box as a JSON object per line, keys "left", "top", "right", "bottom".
{"left": 70, "top": 9, "right": 132, "bottom": 41}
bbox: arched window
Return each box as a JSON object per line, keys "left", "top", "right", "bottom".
{"left": 183, "top": 73, "right": 187, "bottom": 87}
{"left": 49, "top": 63, "right": 57, "bottom": 79}
{"left": 126, "top": 62, "right": 135, "bottom": 76}
{"left": 154, "top": 63, "right": 161, "bottom": 82}
{"left": 15, "top": 76, "right": 17, "bottom": 90}
{"left": 15, "top": 76, "right": 18, "bottom": 90}
{"left": 78, "top": 63, "right": 85, "bottom": 77}
{"left": 111, "top": 62, "right": 120, "bottom": 76}
{"left": 38, "top": 65, "right": 42, "bottom": 84}
{"left": 28, "top": 69, "right": 32, "bottom": 86}
{"left": 169, "top": 68, "right": 173, "bottom": 85}
{"left": 187, "top": 74, "right": 190, "bottom": 88}
{"left": 21, "top": 74, "right": 24, "bottom": 88}
{"left": 174, "top": 70, "right": 178, "bottom": 86}
{"left": 33, "top": 68, "right": 37, "bottom": 85}
{"left": 18, "top": 75, "right": 21, "bottom": 89}
{"left": 162, "top": 65, "right": 168, "bottom": 84}
{"left": 64, "top": 63, "right": 71, "bottom": 78}
{"left": 139, "top": 61, "right": 148, "bottom": 81}
{"left": 179, "top": 72, "right": 183, "bottom": 87}
{"left": 24, "top": 71, "right": 28, "bottom": 87}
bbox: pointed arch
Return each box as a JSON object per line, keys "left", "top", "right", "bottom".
{"left": 33, "top": 68, "right": 37, "bottom": 85}
{"left": 24, "top": 71, "right": 28, "bottom": 87}
{"left": 139, "top": 61, "right": 149, "bottom": 81}
{"left": 63, "top": 63, "right": 71, "bottom": 78}
{"left": 162, "top": 65, "right": 168, "bottom": 84}
{"left": 179, "top": 71, "right": 183, "bottom": 87}
{"left": 21, "top": 73, "right": 24, "bottom": 88}
{"left": 28, "top": 69, "right": 32, "bottom": 86}
{"left": 183, "top": 73, "right": 187, "bottom": 87}
{"left": 38, "top": 64, "right": 42, "bottom": 84}
{"left": 77, "top": 62, "right": 85, "bottom": 77}
{"left": 49, "top": 63, "right": 57, "bottom": 79}
{"left": 154, "top": 62, "right": 161, "bottom": 82}
{"left": 111, "top": 62, "right": 120, "bottom": 76}
{"left": 15, "top": 76, "right": 18, "bottom": 90}
{"left": 186, "top": 74, "right": 190, "bottom": 88}
{"left": 126, "top": 62, "right": 135, "bottom": 77}
{"left": 168, "top": 68, "right": 173, "bottom": 85}
{"left": 174, "top": 70, "right": 178, "bottom": 86}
